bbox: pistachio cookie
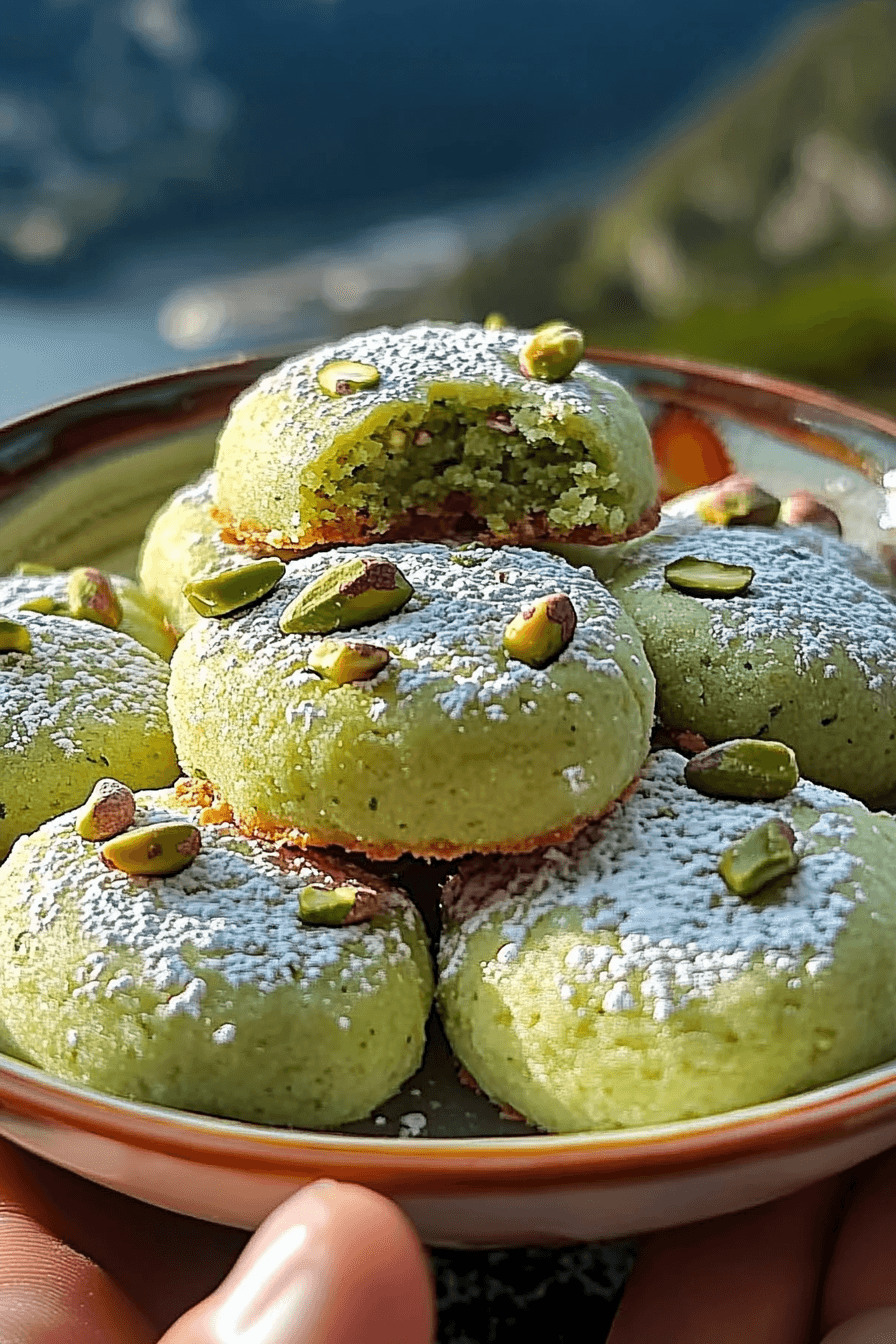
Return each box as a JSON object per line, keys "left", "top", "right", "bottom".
{"left": 138, "top": 472, "right": 243, "bottom": 634}
{"left": 0, "top": 610, "right": 178, "bottom": 858}
{"left": 167, "top": 543, "right": 655, "bottom": 859}
{"left": 0, "top": 785, "right": 433, "bottom": 1126}
{"left": 1, "top": 564, "right": 177, "bottom": 660}
{"left": 438, "top": 750, "right": 896, "bottom": 1132}
{"left": 212, "top": 321, "right": 659, "bottom": 554}
{"left": 607, "top": 520, "right": 896, "bottom": 806}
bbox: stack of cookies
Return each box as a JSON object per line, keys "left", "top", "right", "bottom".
{"left": 4, "top": 320, "right": 896, "bottom": 1134}
{"left": 0, "top": 321, "right": 660, "bottom": 1128}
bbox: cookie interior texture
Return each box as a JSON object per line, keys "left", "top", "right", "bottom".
{"left": 0, "top": 788, "right": 434, "bottom": 1127}
{"left": 213, "top": 322, "right": 658, "bottom": 550}
{"left": 438, "top": 751, "right": 896, "bottom": 1131}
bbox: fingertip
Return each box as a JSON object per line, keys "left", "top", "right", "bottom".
{"left": 162, "top": 1179, "right": 435, "bottom": 1344}
{"left": 274, "top": 1181, "right": 436, "bottom": 1344}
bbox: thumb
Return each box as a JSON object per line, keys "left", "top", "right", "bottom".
{"left": 160, "top": 1181, "right": 436, "bottom": 1344}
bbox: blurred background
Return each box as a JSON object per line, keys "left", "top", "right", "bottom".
{"left": 1, "top": 0, "right": 895, "bottom": 420}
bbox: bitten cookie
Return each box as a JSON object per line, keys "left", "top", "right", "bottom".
{"left": 607, "top": 520, "right": 896, "bottom": 805}
{"left": 167, "top": 543, "right": 655, "bottom": 859}
{"left": 0, "top": 610, "right": 178, "bottom": 858}
{"left": 212, "top": 321, "right": 659, "bottom": 553}
{"left": 438, "top": 750, "right": 896, "bottom": 1132}
{"left": 0, "top": 785, "right": 433, "bottom": 1127}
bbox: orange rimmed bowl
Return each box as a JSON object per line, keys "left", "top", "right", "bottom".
{"left": 2, "top": 348, "right": 896, "bottom": 1247}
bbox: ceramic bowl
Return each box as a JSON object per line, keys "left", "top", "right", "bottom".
{"left": 2, "top": 348, "right": 896, "bottom": 1248}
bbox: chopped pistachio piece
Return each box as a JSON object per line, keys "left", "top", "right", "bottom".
{"left": 664, "top": 556, "right": 755, "bottom": 597}
{"left": 308, "top": 638, "right": 390, "bottom": 684}
{"left": 685, "top": 739, "right": 799, "bottom": 800}
{"left": 184, "top": 558, "right": 286, "bottom": 618}
{"left": 279, "top": 555, "right": 414, "bottom": 635}
{"left": 693, "top": 475, "right": 780, "bottom": 528}
{"left": 483, "top": 311, "right": 507, "bottom": 330}
{"left": 11, "top": 561, "right": 58, "bottom": 576}
{"left": 299, "top": 883, "right": 358, "bottom": 926}
{"left": 503, "top": 593, "right": 577, "bottom": 668}
{"left": 0, "top": 618, "right": 31, "bottom": 654}
{"left": 317, "top": 360, "right": 380, "bottom": 397}
{"left": 67, "top": 567, "right": 122, "bottom": 630}
{"left": 17, "top": 595, "right": 60, "bottom": 615}
{"left": 779, "top": 491, "right": 842, "bottom": 535}
{"left": 718, "top": 818, "right": 798, "bottom": 898}
{"left": 101, "top": 821, "right": 201, "bottom": 877}
{"left": 520, "top": 324, "right": 584, "bottom": 381}
{"left": 76, "top": 778, "right": 137, "bottom": 841}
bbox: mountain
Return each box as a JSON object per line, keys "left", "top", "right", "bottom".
{"left": 353, "top": 0, "right": 896, "bottom": 410}
{"left": 0, "top": 0, "right": 812, "bottom": 281}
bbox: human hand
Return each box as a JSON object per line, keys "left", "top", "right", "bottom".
{"left": 607, "top": 1149, "right": 896, "bottom": 1343}
{"left": 0, "top": 1139, "right": 435, "bottom": 1342}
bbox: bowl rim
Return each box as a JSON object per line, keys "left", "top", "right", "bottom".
{"left": 3, "top": 344, "right": 896, "bottom": 1194}
{"left": 2, "top": 1051, "right": 896, "bottom": 1194}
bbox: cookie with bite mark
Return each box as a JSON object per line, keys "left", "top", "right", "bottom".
{"left": 212, "top": 322, "right": 659, "bottom": 555}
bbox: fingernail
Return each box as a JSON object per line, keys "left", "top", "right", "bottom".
{"left": 211, "top": 1185, "right": 335, "bottom": 1343}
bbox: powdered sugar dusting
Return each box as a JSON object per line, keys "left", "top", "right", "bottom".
{"left": 177, "top": 542, "right": 646, "bottom": 723}
{"left": 9, "top": 790, "right": 422, "bottom": 1006}
{"left": 157, "top": 470, "right": 236, "bottom": 568}
{"left": 221, "top": 321, "right": 638, "bottom": 459}
{"left": 0, "top": 611, "right": 171, "bottom": 757}
{"left": 617, "top": 520, "right": 896, "bottom": 687}
{"left": 441, "top": 752, "right": 867, "bottom": 1023}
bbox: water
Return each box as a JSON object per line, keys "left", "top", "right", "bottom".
{"left": 0, "top": 0, "right": 825, "bottom": 421}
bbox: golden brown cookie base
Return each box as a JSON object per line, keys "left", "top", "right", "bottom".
{"left": 213, "top": 496, "right": 661, "bottom": 559}
{"left": 173, "top": 775, "right": 643, "bottom": 862}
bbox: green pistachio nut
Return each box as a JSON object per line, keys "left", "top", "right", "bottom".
{"left": 664, "top": 556, "right": 755, "bottom": 598}
{"left": 101, "top": 821, "right": 202, "bottom": 877}
{"left": 519, "top": 324, "right": 585, "bottom": 382}
{"left": 317, "top": 360, "right": 380, "bottom": 397}
{"left": 279, "top": 555, "right": 414, "bottom": 635}
{"left": 67, "top": 567, "right": 123, "bottom": 630}
{"left": 184, "top": 558, "right": 286, "bottom": 618}
{"left": 0, "top": 617, "right": 31, "bottom": 654}
{"left": 76, "top": 778, "right": 137, "bottom": 841}
{"left": 718, "top": 818, "right": 799, "bottom": 898}
{"left": 503, "top": 592, "right": 577, "bottom": 668}
{"left": 12, "top": 561, "right": 58, "bottom": 576}
{"left": 779, "top": 491, "right": 842, "bottom": 535}
{"left": 299, "top": 884, "right": 358, "bottom": 926}
{"left": 308, "top": 637, "right": 390, "bottom": 684}
{"left": 685, "top": 739, "right": 799, "bottom": 800}
{"left": 17, "top": 596, "right": 60, "bottom": 615}
{"left": 483, "top": 312, "right": 508, "bottom": 330}
{"left": 693, "top": 475, "right": 780, "bottom": 528}
{"left": 450, "top": 545, "right": 486, "bottom": 568}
